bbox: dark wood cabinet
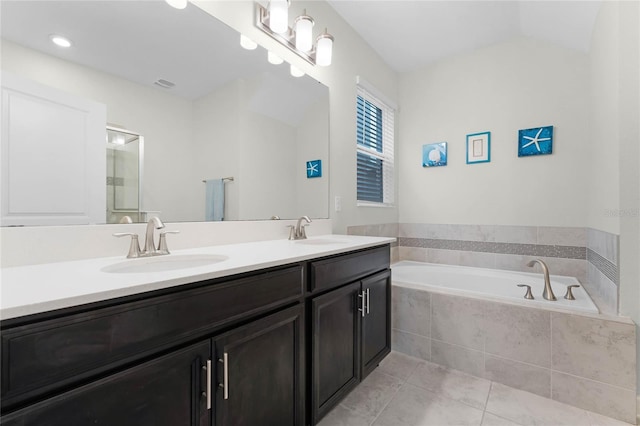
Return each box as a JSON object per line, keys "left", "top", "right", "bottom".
{"left": 310, "top": 282, "right": 362, "bottom": 423}
{"left": 214, "top": 305, "right": 304, "bottom": 426}
{"left": 309, "top": 248, "right": 391, "bottom": 425}
{"left": 1, "top": 340, "right": 211, "bottom": 426}
{"left": 361, "top": 270, "right": 392, "bottom": 379}
{"left": 0, "top": 244, "right": 391, "bottom": 426}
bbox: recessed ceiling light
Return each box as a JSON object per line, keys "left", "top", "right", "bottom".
{"left": 50, "top": 35, "right": 72, "bottom": 48}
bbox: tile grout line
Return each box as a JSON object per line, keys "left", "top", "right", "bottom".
{"left": 367, "top": 360, "right": 421, "bottom": 426}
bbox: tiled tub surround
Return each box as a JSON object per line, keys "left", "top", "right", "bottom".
{"left": 348, "top": 223, "right": 620, "bottom": 315}
{"left": 391, "top": 284, "right": 637, "bottom": 423}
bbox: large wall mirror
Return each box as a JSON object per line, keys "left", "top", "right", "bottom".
{"left": 0, "top": 1, "right": 329, "bottom": 226}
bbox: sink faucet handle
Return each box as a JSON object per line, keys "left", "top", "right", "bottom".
{"left": 564, "top": 284, "right": 580, "bottom": 300}
{"left": 157, "top": 231, "right": 180, "bottom": 254}
{"left": 113, "top": 233, "right": 142, "bottom": 258}
{"left": 517, "top": 284, "right": 535, "bottom": 300}
{"left": 286, "top": 225, "right": 296, "bottom": 240}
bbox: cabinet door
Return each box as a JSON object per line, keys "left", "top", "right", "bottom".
{"left": 1, "top": 340, "right": 211, "bottom": 426}
{"left": 361, "top": 270, "right": 392, "bottom": 379}
{"left": 311, "top": 282, "right": 362, "bottom": 424}
{"left": 214, "top": 305, "right": 304, "bottom": 426}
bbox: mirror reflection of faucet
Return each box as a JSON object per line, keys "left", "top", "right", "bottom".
{"left": 113, "top": 217, "right": 179, "bottom": 258}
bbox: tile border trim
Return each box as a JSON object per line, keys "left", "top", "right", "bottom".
{"left": 586, "top": 248, "right": 619, "bottom": 286}
{"left": 398, "top": 237, "right": 586, "bottom": 260}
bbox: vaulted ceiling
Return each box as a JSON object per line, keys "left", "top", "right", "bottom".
{"left": 327, "top": 0, "right": 602, "bottom": 72}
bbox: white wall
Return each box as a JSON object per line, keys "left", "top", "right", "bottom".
{"left": 194, "top": 0, "right": 399, "bottom": 233}
{"left": 588, "top": 0, "right": 640, "bottom": 395}
{"left": 397, "top": 37, "right": 590, "bottom": 226}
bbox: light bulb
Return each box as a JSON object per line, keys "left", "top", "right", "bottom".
{"left": 268, "top": 0, "right": 289, "bottom": 34}
{"left": 294, "top": 13, "right": 314, "bottom": 52}
{"left": 165, "top": 0, "right": 187, "bottom": 9}
{"left": 240, "top": 34, "right": 258, "bottom": 50}
{"left": 268, "top": 51, "right": 284, "bottom": 65}
{"left": 316, "top": 32, "right": 334, "bottom": 66}
{"left": 50, "top": 35, "right": 72, "bottom": 48}
{"left": 290, "top": 64, "right": 305, "bottom": 78}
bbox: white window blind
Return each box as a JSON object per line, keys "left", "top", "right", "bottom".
{"left": 356, "top": 84, "right": 395, "bottom": 206}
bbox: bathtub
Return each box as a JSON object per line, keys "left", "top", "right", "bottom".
{"left": 391, "top": 261, "right": 599, "bottom": 314}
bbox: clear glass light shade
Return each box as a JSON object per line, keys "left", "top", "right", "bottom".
{"left": 268, "top": 51, "right": 284, "bottom": 65}
{"left": 316, "top": 34, "right": 333, "bottom": 66}
{"left": 165, "top": 0, "right": 187, "bottom": 9}
{"left": 290, "top": 64, "right": 305, "bottom": 77}
{"left": 240, "top": 34, "right": 257, "bottom": 50}
{"left": 294, "top": 16, "right": 314, "bottom": 52}
{"left": 268, "top": 0, "right": 289, "bottom": 34}
{"left": 50, "top": 35, "right": 72, "bottom": 48}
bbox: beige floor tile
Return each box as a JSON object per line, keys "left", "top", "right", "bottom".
{"left": 407, "top": 361, "right": 491, "bottom": 409}
{"left": 341, "top": 370, "right": 403, "bottom": 418}
{"left": 378, "top": 351, "right": 423, "bottom": 381}
{"left": 481, "top": 412, "right": 523, "bottom": 426}
{"left": 485, "top": 383, "right": 592, "bottom": 425}
{"left": 317, "top": 404, "right": 375, "bottom": 426}
{"left": 372, "top": 383, "right": 484, "bottom": 426}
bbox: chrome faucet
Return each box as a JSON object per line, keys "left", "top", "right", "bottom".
{"left": 526, "top": 259, "right": 556, "bottom": 301}
{"left": 289, "top": 216, "right": 312, "bottom": 240}
{"left": 114, "top": 216, "right": 178, "bottom": 258}
{"left": 144, "top": 216, "right": 165, "bottom": 255}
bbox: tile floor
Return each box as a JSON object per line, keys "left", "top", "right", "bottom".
{"left": 318, "top": 351, "right": 635, "bottom": 426}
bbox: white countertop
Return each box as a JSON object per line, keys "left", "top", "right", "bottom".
{"left": 0, "top": 235, "right": 395, "bottom": 320}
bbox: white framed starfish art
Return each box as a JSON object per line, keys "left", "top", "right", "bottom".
{"left": 518, "top": 125, "right": 553, "bottom": 157}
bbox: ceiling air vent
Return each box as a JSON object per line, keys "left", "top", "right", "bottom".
{"left": 154, "top": 79, "right": 175, "bottom": 89}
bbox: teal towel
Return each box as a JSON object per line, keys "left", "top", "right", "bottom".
{"left": 205, "top": 179, "right": 224, "bottom": 221}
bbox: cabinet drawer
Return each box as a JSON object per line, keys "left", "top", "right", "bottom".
{"left": 309, "top": 245, "right": 390, "bottom": 292}
{"left": 1, "top": 265, "right": 303, "bottom": 409}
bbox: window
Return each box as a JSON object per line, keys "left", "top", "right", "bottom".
{"left": 356, "top": 83, "right": 395, "bottom": 206}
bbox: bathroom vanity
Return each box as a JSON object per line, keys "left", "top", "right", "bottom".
{"left": 0, "top": 237, "right": 392, "bottom": 425}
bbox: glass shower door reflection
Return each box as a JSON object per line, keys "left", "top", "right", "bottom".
{"left": 106, "top": 127, "right": 143, "bottom": 223}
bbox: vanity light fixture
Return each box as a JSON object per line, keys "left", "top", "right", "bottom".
{"left": 267, "top": 0, "right": 290, "bottom": 34}
{"left": 268, "top": 51, "right": 284, "bottom": 65}
{"left": 256, "top": 2, "right": 334, "bottom": 67}
{"left": 315, "top": 30, "right": 334, "bottom": 66}
{"left": 240, "top": 34, "right": 258, "bottom": 50}
{"left": 165, "top": 0, "right": 188, "bottom": 10}
{"left": 294, "top": 11, "right": 314, "bottom": 52}
{"left": 50, "top": 34, "right": 72, "bottom": 48}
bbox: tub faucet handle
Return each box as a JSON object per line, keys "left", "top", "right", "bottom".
{"left": 517, "top": 284, "right": 534, "bottom": 300}
{"left": 564, "top": 285, "right": 580, "bottom": 300}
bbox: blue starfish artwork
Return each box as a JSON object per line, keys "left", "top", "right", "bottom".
{"left": 518, "top": 126, "right": 553, "bottom": 157}
{"left": 306, "top": 160, "right": 322, "bottom": 178}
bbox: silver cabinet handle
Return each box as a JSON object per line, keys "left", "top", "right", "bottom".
{"left": 202, "top": 360, "right": 212, "bottom": 410}
{"left": 357, "top": 291, "right": 366, "bottom": 317}
{"left": 218, "top": 353, "right": 229, "bottom": 400}
{"left": 366, "top": 288, "right": 370, "bottom": 314}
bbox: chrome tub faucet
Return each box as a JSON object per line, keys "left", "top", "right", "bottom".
{"left": 526, "top": 259, "right": 556, "bottom": 301}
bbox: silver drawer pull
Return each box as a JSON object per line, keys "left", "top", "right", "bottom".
{"left": 357, "top": 291, "right": 366, "bottom": 317}
{"left": 366, "top": 288, "right": 370, "bottom": 314}
{"left": 218, "top": 353, "right": 229, "bottom": 400}
{"left": 202, "top": 360, "right": 212, "bottom": 409}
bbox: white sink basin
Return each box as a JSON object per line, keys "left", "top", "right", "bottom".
{"left": 101, "top": 254, "right": 228, "bottom": 274}
{"left": 294, "top": 238, "right": 349, "bottom": 246}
